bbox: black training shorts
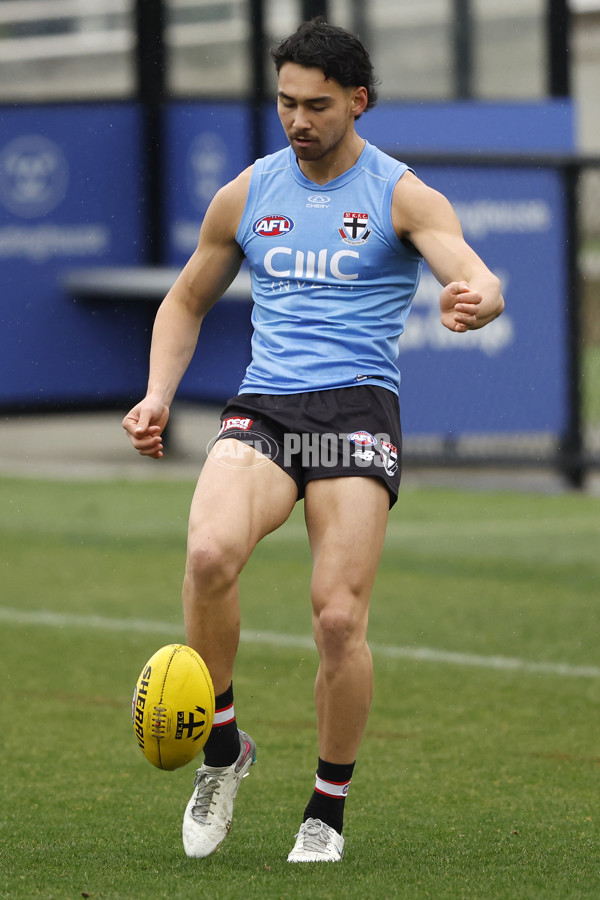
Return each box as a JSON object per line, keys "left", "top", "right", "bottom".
{"left": 212, "top": 385, "right": 402, "bottom": 507}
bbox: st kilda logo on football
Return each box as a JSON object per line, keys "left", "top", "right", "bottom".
{"left": 339, "top": 211, "right": 371, "bottom": 245}
{"left": 253, "top": 214, "right": 295, "bottom": 237}
{"left": 175, "top": 706, "right": 209, "bottom": 742}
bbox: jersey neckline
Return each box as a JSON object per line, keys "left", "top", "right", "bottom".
{"left": 287, "top": 141, "right": 373, "bottom": 191}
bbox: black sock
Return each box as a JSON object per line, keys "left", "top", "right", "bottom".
{"left": 202, "top": 683, "right": 240, "bottom": 767}
{"left": 303, "top": 758, "right": 355, "bottom": 836}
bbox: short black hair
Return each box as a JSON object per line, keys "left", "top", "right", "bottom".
{"left": 271, "top": 17, "right": 378, "bottom": 117}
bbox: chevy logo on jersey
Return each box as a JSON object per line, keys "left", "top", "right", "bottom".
{"left": 253, "top": 214, "right": 295, "bottom": 237}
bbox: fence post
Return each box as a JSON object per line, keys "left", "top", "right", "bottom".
{"left": 452, "top": 0, "right": 474, "bottom": 99}
{"left": 301, "top": 1, "right": 329, "bottom": 19}
{"left": 134, "top": 0, "right": 166, "bottom": 265}
{"left": 547, "top": 0, "right": 571, "bottom": 98}
{"left": 561, "top": 160, "right": 585, "bottom": 487}
{"left": 249, "top": 0, "right": 266, "bottom": 164}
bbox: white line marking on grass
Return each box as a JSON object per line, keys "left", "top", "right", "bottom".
{"left": 1, "top": 606, "right": 599, "bottom": 680}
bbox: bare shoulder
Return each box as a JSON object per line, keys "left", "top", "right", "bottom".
{"left": 202, "top": 165, "right": 254, "bottom": 238}
{"left": 392, "top": 169, "right": 458, "bottom": 238}
{"left": 172, "top": 167, "right": 254, "bottom": 305}
{"left": 215, "top": 164, "right": 253, "bottom": 204}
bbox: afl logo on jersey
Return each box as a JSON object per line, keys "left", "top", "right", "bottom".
{"left": 253, "top": 214, "right": 295, "bottom": 237}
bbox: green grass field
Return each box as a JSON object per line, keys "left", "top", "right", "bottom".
{"left": 1, "top": 475, "right": 599, "bottom": 899}
{"left": 583, "top": 344, "right": 600, "bottom": 428}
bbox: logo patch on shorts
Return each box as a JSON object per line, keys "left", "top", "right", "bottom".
{"left": 347, "top": 430, "right": 377, "bottom": 462}
{"left": 218, "top": 416, "right": 254, "bottom": 435}
{"left": 347, "top": 430, "right": 376, "bottom": 447}
{"left": 379, "top": 440, "right": 398, "bottom": 476}
{"left": 252, "top": 214, "right": 294, "bottom": 237}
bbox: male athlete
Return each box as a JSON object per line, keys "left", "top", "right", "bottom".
{"left": 123, "top": 18, "right": 504, "bottom": 862}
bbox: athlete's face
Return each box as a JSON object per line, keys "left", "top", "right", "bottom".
{"left": 277, "top": 62, "right": 367, "bottom": 163}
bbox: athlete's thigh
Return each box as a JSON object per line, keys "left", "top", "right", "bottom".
{"left": 188, "top": 438, "right": 298, "bottom": 562}
{"left": 304, "top": 476, "right": 389, "bottom": 607}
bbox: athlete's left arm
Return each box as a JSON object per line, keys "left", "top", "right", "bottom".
{"left": 392, "top": 171, "right": 505, "bottom": 332}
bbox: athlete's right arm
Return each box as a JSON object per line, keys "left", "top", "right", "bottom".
{"left": 122, "top": 168, "right": 251, "bottom": 458}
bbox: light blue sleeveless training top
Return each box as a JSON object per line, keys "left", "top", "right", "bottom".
{"left": 235, "top": 141, "right": 422, "bottom": 396}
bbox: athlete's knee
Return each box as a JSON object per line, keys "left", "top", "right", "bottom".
{"left": 185, "top": 531, "right": 246, "bottom": 592}
{"left": 312, "top": 596, "right": 368, "bottom": 659}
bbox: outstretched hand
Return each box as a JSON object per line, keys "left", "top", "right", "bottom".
{"left": 122, "top": 397, "right": 170, "bottom": 458}
{"left": 440, "top": 281, "right": 484, "bottom": 332}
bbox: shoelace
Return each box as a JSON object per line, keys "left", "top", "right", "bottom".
{"left": 298, "top": 821, "right": 333, "bottom": 853}
{"left": 190, "top": 772, "right": 223, "bottom": 823}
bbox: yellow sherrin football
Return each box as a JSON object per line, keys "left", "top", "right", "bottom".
{"left": 132, "top": 644, "right": 215, "bottom": 771}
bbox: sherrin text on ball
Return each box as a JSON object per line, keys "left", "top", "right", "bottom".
{"left": 132, "top": 644, "right": 215, "bottom": 771}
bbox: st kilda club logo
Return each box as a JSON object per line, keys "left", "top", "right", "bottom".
{"left": 339, "top": 211, "right": 371, "bottom": 245}
{"left": 253, "top": 214, "right": 295, "bottom": 237}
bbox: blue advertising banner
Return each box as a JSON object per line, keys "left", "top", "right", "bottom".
{"left": 351, "top": 99, "right": 574, "bottom": 155}
{"left": 164, "top": 102, "right": 252, "bottom": 266}
{"left": 163, "top": 102, "right": 254, "bottom": 400}
{"left": 398, "top": 165, "right": 568, "bottom": 436}
{"left": 0, "top": 103, "right": 146, "bottom": 408}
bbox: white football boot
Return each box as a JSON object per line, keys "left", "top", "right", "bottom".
{"left": 287, "top": 817, "right": 345, "bottom": 862}
{"left": 182, "top": 729, "right": 256, "bottom": 858}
